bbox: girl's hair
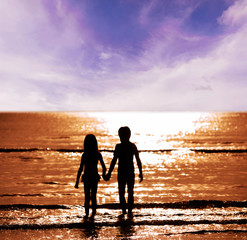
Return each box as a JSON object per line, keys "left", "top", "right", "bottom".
{"left": 84, "top": 134, "right": 99, "bottom": 153}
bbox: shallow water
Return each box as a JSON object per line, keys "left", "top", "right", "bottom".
{"left": 0, "top": 150, "right": 246, "bottom": 206}
{"left": 0, "top": 203, "right": 246, "bottom": 238}
{"left": 0, "top": 112, "right": 246, "bottom": 238}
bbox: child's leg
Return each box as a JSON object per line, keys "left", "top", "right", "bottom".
{"left": 91, "top": 181, "right": 98, "bottom": 215}
{"left": 84, "top": 182, "right": 90, "bottom": 217}
{"left": 118, "top": 179, "right": 127, "bottom": 214}
{"left": 127, "top": 177, "right": 135, "bottom": 213}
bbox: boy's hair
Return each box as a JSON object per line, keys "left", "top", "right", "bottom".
{"left": 118, "top": 126, "right": 131, "bottom": 140}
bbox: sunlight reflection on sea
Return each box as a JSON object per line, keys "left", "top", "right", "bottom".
{"left": 0, "top": 112, "right": 246, "bottom": 239}
{"left": 0, "top": 112, "right": 246, "bottom": 205}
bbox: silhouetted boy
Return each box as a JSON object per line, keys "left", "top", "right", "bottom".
{"left": 105, "top": 126, "right": 143, "bottom": 215}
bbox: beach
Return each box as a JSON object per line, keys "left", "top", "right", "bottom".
{"left": 0, "top": 112, "right": 246, "bottom": 239}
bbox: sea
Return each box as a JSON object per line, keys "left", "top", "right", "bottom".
{"left": 0, "top": 112, "right": 246, "bottom": 239}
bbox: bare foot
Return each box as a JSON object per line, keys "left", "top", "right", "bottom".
{"left": 83, "top": 214, "right": 88, "bottom": 221}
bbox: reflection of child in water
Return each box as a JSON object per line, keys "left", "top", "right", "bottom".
{"left": 105, "top": 126, "right": 143, "bottom": 215}
{"left": 75, "top": 134, "right": 106, "bottom": 218}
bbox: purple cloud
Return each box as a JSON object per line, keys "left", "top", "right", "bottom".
{"left": 0, "top": 0, "right": 246, "bottom": 111}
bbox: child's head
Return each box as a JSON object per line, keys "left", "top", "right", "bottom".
{"left": 84, "top": 134, "right": 98, "bottom": 153}
{"left": 118, "top": 126, "right": 131, "bottom": 143}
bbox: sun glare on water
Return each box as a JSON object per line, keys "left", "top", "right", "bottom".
{"left": 88, "top": 112, "right": 209, "bottom": 150}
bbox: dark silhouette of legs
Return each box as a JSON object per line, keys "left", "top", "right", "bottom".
{"left": 118, "top": 177, "right": 134, "bottom": 214}
{"left": 91, "top": 181, "right": 98, "bottom": 215}
{"left": 84, "top": 180, "right": 98, "bottom": 217}
{"left": 127, "top": 178, "right": 134, "bottom": 214}
{"left": 84, "top": 182, "right": 90, "bottom": 217}
{"left": 118, "top": 180, "right": 127, "bottom": 214}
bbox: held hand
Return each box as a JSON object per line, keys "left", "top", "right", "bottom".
{"left": 75, "top": 182, "right": 79, "bottom": 189}
{"left": 139, "top": 173, "right": 143, "bottom": 183}
{"left": 107, "top": 173, "right": 112, "bottom": 181}
{"left": 102, "top": 174, "right": 108, "bottom": 181}
{"left": 103, "top": 173, "right": 111, "bottom": 181}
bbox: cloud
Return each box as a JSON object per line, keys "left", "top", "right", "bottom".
{"left": 0, "top": 0, "right": 246, "bottom": 111}
{"left": 0, "top": 0, "right": 89, "bottom": 110}
{"left": 218, "top": 0, "right": 247, "bottom": 28}
{"left": 60, "top": 1, "right": 247, "bottom": 111}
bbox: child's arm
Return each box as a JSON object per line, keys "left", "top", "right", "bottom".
{"left": 75, "top": 155, "right": 84, "bottom": 188}
{"left": 135, "top": 149, "right": 143, "bottom": 183}
{"left": 105, "top": 145, "right": 119, "bottom": 181}
{"left": 99, "top": 153, "right": 106, "bottom": 176}
{"left": 105, "top": 155, "right": 117, "bottom": 180}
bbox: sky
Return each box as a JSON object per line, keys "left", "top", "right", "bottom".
{"left": 0, "top": 0, "right": 246, "bottom": 111}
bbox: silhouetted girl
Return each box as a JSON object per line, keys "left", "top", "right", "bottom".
{"left": 75, "top": 134, "right": 106, "bottom": 218}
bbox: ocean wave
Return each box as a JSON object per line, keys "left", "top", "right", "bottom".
{"left": 0, "top": 194, "right": 44, "bottom": 198}
{"left": 192, "top": 149, "right": 247, "bottom": 153}
{"left": 0, "top": 200, "right": 246, "bottom": 210}
{"left": 164, "top": 229, "right": 247, "bottom": 236}
{"left": 0, "top": 148, "right": 247, "bottom": 153}
{"left": 0, "top": 204, "right": 70, "bottom": 210}
{"left": 0, "top": 219, "right": 246, "bottom": 230}
{"left": 0, "top": 148, "right": 41, "bottom": 152}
